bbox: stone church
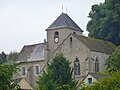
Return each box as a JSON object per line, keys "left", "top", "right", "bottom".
{"left": 14, "top": 13, "right": 115, "bottom": 89}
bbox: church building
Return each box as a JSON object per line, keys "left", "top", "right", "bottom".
{"left": 14, "top": 13, "right": 115, "bottom": 89}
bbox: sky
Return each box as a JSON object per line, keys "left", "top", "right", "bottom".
{"left": 0, "top": 0, "right": 104, "bottom": 54}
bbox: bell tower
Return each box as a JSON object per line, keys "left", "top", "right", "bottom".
{"left": 46, "top": 13, "right": 83, "bottom": 58}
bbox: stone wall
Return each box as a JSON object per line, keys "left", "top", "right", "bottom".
{"left": 88, "top": 51, "right": 109, "bottom": 73}
{"left": 13, "top": 60, "right": 45, "bottom": 88}
{"left": 48, "top": 34, "right": 90, "bottom": 78}
{"left": 47, "top": 28, "right": 82, "bottom": 58}
{"left": 47, "top": 34, "right": 110, "bottom": 80}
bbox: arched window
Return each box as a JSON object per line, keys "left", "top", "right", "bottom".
{"left": 85, "top": 57, "right": 89, "bottom": 72}
{"left": 54, "top": 31, "right": 59, "bottom": 38}
{"left": 74, "top": 57, "right": 80, "bottom": 75}
{"left": 21, "top": 66, "right": 26, "bottom": 76}
{"left": 54, "top": 31, "right": 59, "bottom": 43}
{"left": 35, "top": 65, "right": 40, "bottom": 75}
{"left": 95, "top": 57, "right": 99, "bottom": 72}
{"left": 85, "top": 57, "right": 94, "bottom": 73}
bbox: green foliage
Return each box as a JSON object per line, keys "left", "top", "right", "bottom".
{"left": 37, "top": 53, "right": 76, "bottom": 90}
{"left": 80, "top": 71, "right": 120, "bottom": 90}
{"left": 14, "top": 85, "right": 21, "bottom": 90}
{"left": 87, "top": 0, "right": 120, "bottom": 46}
{"left": 8, "top": 51, "right": 19, "bottom": 62}
{"left": 37, "top": 70, "right": 58, "bottom": 90}
{"left": 0, "top": 53, "right": 19, "bottom": 90}
{"left": 107, "top": 46, "right": 120, "bottom": 72}
{"left": 0, "top": 52, "right": 7, "bottom": 64}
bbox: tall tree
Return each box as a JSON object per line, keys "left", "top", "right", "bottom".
{"left": 36, "top": 70, "right": 58, "bottom": 90}
{"left": 107, "top": 46, "right": 120, "bottom": 72}
{"left": 87, "top": 0, "right": 120, "bottom": 46}
{"left": 0, "top": 52, "right": 19, "bottom": 90}
{"left": 0, "top": 52, "right": 7, "bottom": 64}
{"left": 8, "top": 51, "right": 19, "bottom": 62}
{"left": 37, "top": 54, "right": 76, "bottom": 90}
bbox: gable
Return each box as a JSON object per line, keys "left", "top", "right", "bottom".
{"left": 79, "top": 73, "right": 102, "bottom": 86}
{"left": 82, "top": 74, "right": 98, "bottom": 84}
{"left": 18, "top": 78, "right": 33, "bottom": 90}
{"left": 47, "top": 34, "right": 90, "bottom": 65}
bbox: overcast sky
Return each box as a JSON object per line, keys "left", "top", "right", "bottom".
{"left": 0, "top": 0, "right": 104, "bottom": 53}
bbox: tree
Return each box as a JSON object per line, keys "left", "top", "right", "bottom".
{"left": 36, "top": 70, "right": 58, "bottom": 90}
{"left": 87, "top": 0, "right": 120, "bottom": 46}
{"left": 0, "top": 52, "right": 7, "bottom": 64}
{"left": 37, "top": 53, "right": 76, "bottom": 90}
{"left": 107, "top": 46, "right": 120, "bottom": 72}
{"left": 0, "top": 52, "right": 19, "bottom": 90}
{"left": 8, "top": 51, "right": 19, "bottom": 62}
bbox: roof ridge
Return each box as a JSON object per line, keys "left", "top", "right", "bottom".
{"left": 24, "top": 43, "right": 45, "bottom": 47}
{"left": 62, "top": 13, "right": 67, "bottom": 26}
{"left": 64, "top": 13, "right": 81, "bottom": 29}
{"left": 72, "top": 34, "right": 113, "bottom": 43}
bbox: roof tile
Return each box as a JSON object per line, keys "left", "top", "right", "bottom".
{"left": 18, "top": 43, "right": 45, "bottom": 62}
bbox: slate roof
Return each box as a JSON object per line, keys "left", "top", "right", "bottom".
{"left": 13, "top": 78, "right": 22, "bottom": 85}
{"left": 89, "top": 73, "right": 103, "bottom": 80}
{"left": 28, "top": 43, "right": 44, "bottom": 61}
{"left": 78, "top": 73, "right": 102, "bottom": 86}
{"left": 46, "top": 13, "right": 83, "bottom": 32}
{"left": 72, "top": 34, "right": 115, "bottom": 54}
{"left": 18, "top": 43, "right": 45, "bottom": 62}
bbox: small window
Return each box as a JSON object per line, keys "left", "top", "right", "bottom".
{"left": 35, "top": 65, "right": 40, "bottom": 75}
{"left": 21, "top": 67, "right": 26, "bottom": 76}
{"left": 73, "top": 32, "right": 76, "bottom": 34}
{"left": 70, "top": 37, "right": 72, "bottom": 42}
{"left": 88, "top": 78, "right": 92, "bottom": 84}
{"left": 54, "top": 31, "right": 59, "bottom": 43}
{"left": 54, "top": 31, "right": 59, "bottom": 38}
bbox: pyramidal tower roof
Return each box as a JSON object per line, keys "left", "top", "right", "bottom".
{"left": 46, "top": 13, "right": 83, "bottom": 32}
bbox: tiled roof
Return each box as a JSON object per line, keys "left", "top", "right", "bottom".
{"left": 72, "top": 34, "right": 116, "bottom": 54}
{"left": 13, "top": 78, "right": 22, "bottom": 85}
{"left": 18, "top": 43, "right": 45, "bottom": 62}
{"left": 46, "top": 13, "right": 83, "bottom": 32}
{"left": 89, "top": 73, "right": 103, "bottom": 80}
{"left": 28, "top": 43, "right": 44, "bottom": 61}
